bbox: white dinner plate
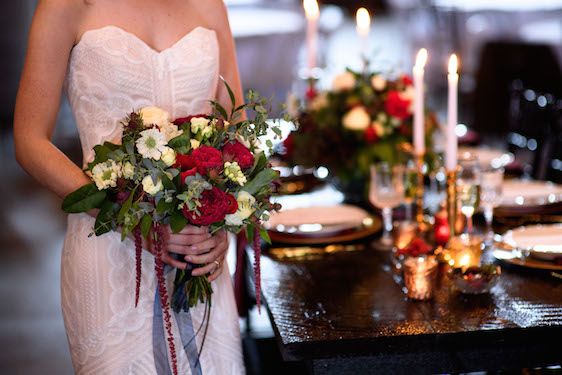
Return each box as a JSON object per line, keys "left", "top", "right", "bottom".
{"left": 500, "top": 180, "right": 562, "bottom": 207}
{"left": 503, "top": 224, "right": 562, "bottom": 261}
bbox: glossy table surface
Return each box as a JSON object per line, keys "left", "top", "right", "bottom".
{"left": 260, "top": 245, "right": 562, "bottom": 373}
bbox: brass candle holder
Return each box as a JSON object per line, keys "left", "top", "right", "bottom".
{"left": 446, "top": 169, "right": 458, "bottom": 239}
{"left": 414, "top": 152, "right": 430, "bottom": 233}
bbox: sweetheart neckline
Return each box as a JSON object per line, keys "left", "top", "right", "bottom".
{"left": 74, "top": 25, "right": 215, "bottom": 55}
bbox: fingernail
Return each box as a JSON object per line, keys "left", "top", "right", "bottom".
{"left": 190, "top": 245, "right": 197, "bottom": 251}
{"left": 185, "top": 256, "right": 192, "bottom": 261}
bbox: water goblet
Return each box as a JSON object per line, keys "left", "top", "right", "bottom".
{"left": 369, "top": 162, "right": 405, "bottom": 247}
{"left": 480, "top": 167, "right": 504, "bottom": 246}
{"left": 457, "top": 152, "right": 481, "bottom": 235}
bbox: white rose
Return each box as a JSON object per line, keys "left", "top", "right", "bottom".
{"left": 371, "top": 75, "right": 387, "bottom": 91}
{"left": 122, "top": 162, "right": 135, "bottom": 180}
{"left": 332, "top": 71, "right": 356, "bottom": 91}
{"left": 190, "top": 139, "right": 201, "bottom": 149}
{"left": 225, "top": 191, "right": 256, "bottom": 226}
{"left": 142, "top": 175, "right": 163, "bottom": 196}
{"left": 190, "top": 117, "right": 211, "bottom": 134}
{"left": 342, "top": 106, "right": 371, "bottom": 131}
{"left": 161, "top": 147, "right": 176, "bottom": 167}
{"left": 372, "top": 121, "right": 385, "bottom": 137}
{"left": 139, "top": 106, "right": 170, "bottom": 128}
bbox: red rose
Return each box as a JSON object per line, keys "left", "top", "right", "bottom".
{"left": 385, "top": 91, "right": 411, "bottom": 120}
{"left": 175, "top": 153, "right": 194, "bottom": 170}
{"left": 182, "top": 187, "right": 230, "bottom": 226}
{"left": 191, "top": 145, "right": 223, "bottom": 175}
{"left": 225, "top": 193, "right": 238, "bottom": 214}
{"left": 282, "top": 134, "right": 295, "bottom": 157}
{"left": 400, "top": 74, "right": 413, "bottom": 86}
{"left": 173, "top": 114, "right": 208, "bottom": 126}
{"left": 222, "top": 140, "right": 254, "bottom": 169}
{"left": 305, "top": 86, "right": 317, "bottom": 101}
{"left": 363, "top": 126, "right": 379, "bottom": 143}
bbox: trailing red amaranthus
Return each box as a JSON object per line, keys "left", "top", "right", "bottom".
{"left": 133, "top": 227, "right": 143, "bottom": 308}
{"left": 253, "top": 227, "right": 262, "bottom": 313}
{"left": 153, "top": 224, "right": 178, "bottom": 375}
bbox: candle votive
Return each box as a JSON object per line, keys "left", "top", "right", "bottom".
{"left": 403, "top": 255, "right": 439, "bottom": 300}
{"left": 446, "top": 234, "right": 483, "bottom": 269}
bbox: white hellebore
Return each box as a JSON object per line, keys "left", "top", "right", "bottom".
{"left": 225, "top": 191, "right": 256, "bottom": 226}
{"left": 122, "top": 162, "right": 135, "bottom": 180}
{"left": 142, "top": 175, "right": 164, "bottom": 196}
{"left": 342, "top": 106, "right": 371, "bottom": 131}
{"left": 140, "top": 106, "right": 170, "bottom": 128}
{"left": 161, "top": 147, "right": 176, "bottom": 167}
{"left": 371, "top": 75, "right": 387, "bottom": 91}
{"left": 332, "top": 71, "right": 356, "bottom": 91}
{"left": 136, "top": 128, "right": 167, "bottom": 160}
{"left": 92, "top": 160, "right": 122, "bottom": 190}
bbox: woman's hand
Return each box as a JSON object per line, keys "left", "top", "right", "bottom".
{"left": 179, "top": 230, "right": 229, "bottom": 282}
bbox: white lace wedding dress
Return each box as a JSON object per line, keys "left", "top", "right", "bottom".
{"left": 62, "top": 25, "right": 245, "bottom": 374}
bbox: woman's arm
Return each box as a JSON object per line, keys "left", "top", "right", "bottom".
{"left": 14, "top": 0, "right": 88, "bottom": 199}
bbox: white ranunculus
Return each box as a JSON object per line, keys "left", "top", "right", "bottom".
{"left": 161, "top": 147, "right": 176, "bottom": 166}
{"left": 332, "top": 71, "right": 356, "bottom": 91}
{"left": 225, "top": 191, "right": 256, "bottom": 226}
{"left": 139, "top": 106, "right": 170, "bottom": 128}
{"left": 190, "top": 139, "right": 201, "bottom": 149}
{"left": 371, "top": 75, "right": 387, "bottom": 91}
{"left": 91, "top": 160, "right": 122, "bottom": 190}
{"left": 142, "top": 175, "right": 163, "bottom": 196}
{"left": 136, "top": 128, "right": 167, "bottom": 160}
{"left": 122, "top": 162, "right": 135, "bottom": 180}
{"left": 342, "top": 106, "right": 371, "bottom": 131}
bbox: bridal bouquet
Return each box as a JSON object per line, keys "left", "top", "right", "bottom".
{"left": 62, "top": 82, "right": 280, "bottom": 372}
{"left": 282, "top": 66, "right": 439, "bottom": 200}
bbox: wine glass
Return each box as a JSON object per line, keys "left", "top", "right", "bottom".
{"left": 457, "top": 152, "right": 481, "bottom": 235}
{"left": 480, "top": 166, "right": 504, "bottom": 245}
{"left": 370, "top": 163, "right": 405, "bottom": 246}
{"left": 403, "top": 159, "right": 418, "bottom": 222}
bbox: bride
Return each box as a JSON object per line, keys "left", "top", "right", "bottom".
{"left": 14, "top": 0, "right": 245, "bottom": 373}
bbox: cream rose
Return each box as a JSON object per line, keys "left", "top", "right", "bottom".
{"left": 161, "top": 147, "right": 176, "bottom": 167}
{"left": 139, "top": 106, "right": 170, "bottom": 128}
{"left": 225, "top": 191, "right": 256, "bottom": 226}
{"left": 142, "top": 175, "right": 163, "bottom": 196}
{"left": 372, "top": 121, "right": 385, "bottom": 137}
{"left": 332, "top": 72, "right": 356, "bottom": 91}
{"left": 371, "top": 75, "right": 387, "bottom": 91}
{"left": 342, "top": 106, "right": 371, "bottom": 131}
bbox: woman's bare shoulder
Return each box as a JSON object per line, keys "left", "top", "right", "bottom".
{"left": 34, "top": 0, "right": 88, "bottom": 42}
{"left": 192, "top": 0, "right": 230, "bottom": 30}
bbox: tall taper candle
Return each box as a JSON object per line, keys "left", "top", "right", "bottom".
{"left": 356, "top": 8, "right": 371, "bottom": 58}
{"left": 303, "top": 0, "right": 320, "bottom": 72}
{"left": 446, "top": 54, "right": 458, "bottom": 171}
{"left": 413, "top": 48, "right": 428, "bottom": 155}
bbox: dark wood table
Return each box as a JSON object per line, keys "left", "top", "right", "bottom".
{"left": 259, "top": 244, "right": 562, "bottom": 374}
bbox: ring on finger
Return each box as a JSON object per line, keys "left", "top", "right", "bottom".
{"left": 214, "top": 259, "right": 221, "bottom": 270}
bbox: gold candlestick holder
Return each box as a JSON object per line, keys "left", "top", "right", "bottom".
{"left": 446, "top": 169, "right": 458, "bottom": 239}
{"left": 414, "top": 153, "right": 430, "bottom": 233}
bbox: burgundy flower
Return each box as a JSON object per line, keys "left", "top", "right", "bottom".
{"left": 173, "top": 114, "right": 208, "bottom": 126}
{"left": 400, "top": 74, "right": 413, "bottom": 86}
{"left": 222, "top": 140, "right": 254, "bottom": 169}
{"left": 385, "top": 91, "right": 411, "bottom": 120}
{"left": 225, "top": 193, "right": 238, "bottom": 214}
{"left": 182, "top": 187, "right": 231, "bottom": 226}
{"left": 363, "top": 126, "right": 379, "bottom": 143}
{"left": 191, "top": 145, "right": 223, "bottom": 176}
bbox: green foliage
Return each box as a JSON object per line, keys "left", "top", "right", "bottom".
{"left": 62, "top": 183, "right": 107, "bottom": 213}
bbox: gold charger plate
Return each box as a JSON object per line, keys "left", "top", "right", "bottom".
{"left": 492, "top": 249, "right": 562, "bottom": 271}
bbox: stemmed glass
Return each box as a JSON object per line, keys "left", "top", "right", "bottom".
{"left": 403, "top": 159, "right": 418, "bottom": 222}
{"left": 480, "top": 167, "right": 504, "bottom": 245}
{"left": 457, "top": 153, "right": 481, "bottom": 235}
{"left": 369, "top": 163, "right": 405, "bottom": 246}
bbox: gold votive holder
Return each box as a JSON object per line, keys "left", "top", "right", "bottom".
{"left": 445, "top": 234, "right": 483, "bottom": 270}
{"left": 403, "top": 255, "right": 439, "bottom": 300}
{"left": 414, "top": 153, "right": 430, "bottom": 233}
{"left": 446, "top": 169, "right": 457, "bottom": 239}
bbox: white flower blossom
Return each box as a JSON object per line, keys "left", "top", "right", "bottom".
{"left": 371, "top": 75, "right": 387, "bottom": 91}
{"left": 161, "top": 147, "right": 176, "bottom": 167}
{"left": 92, "top": 160, "right": 122, "bottom": 190}
{"left": 332, "top": 71, "right": 356, "bottom": 91}
{"left": 225, "top": 191, "right": 256, "bottom": 226}
{"left": 160, "top": 122, "right": 183, "bottom": 142}
{"left": 224, "top": 161, "right": 247, "bottom": 186}
{"left": 190, "top": 139, "right": 201, "bottom": 149}
{"left": 142, "top": 175, "right": 163, "bottom": 196}
{"left": 342, "top": 106, "right": 371, "bottom": 131}
{"left": 136, "top": 128, "right": 167, "bottom": 160}
{"left": 190, "top": 117, "right": 214, "bottom": 138}
{"left": 139, "top": 106, "right": 170, "bottom": 128}
{"left": 122, "top": 162, "right": 135, "bottom": 180}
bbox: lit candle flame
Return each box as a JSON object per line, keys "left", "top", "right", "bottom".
{"left": 415, "top": 48, "right": 428, "bottom": 69}
{"left": 356, "top": 8, "right": 371, "bottom": 37}
{"left": 458, "top": 253, "right": 470, "bottom": 269}
{"left": 448, "top": 54, "right": 458, "bottom": 75}
{"left": 303, "top": 0, "right": 320, "bottom": 21}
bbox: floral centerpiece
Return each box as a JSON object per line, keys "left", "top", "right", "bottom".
{"left": 61, "top": 81, "right": 281, "bottom": 374}
{"left": 282, "top": 66, "right": 439, "bottom": 202}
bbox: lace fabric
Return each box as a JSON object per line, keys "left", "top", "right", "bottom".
{"left": 62, "top": 26, "right": 244, "bottom": 374}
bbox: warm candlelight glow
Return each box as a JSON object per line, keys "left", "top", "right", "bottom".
{"left": 356, "top": 7, "right": 371, "bottom": 37}
{"left": 448, "top": 54, "right": 458, "bottom": 75}
{"left": 458, "top": 254, "right": 471, "bottom": 269}
{"left": 303, "top": 0, "right": 320, "bottom": 20}
{"left": 415, "top": 48, "right": 428, "bottom": 69}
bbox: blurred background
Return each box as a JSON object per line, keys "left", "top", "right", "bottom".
{"left": 1, "top": 0, "right": 562, "bottom": 373}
